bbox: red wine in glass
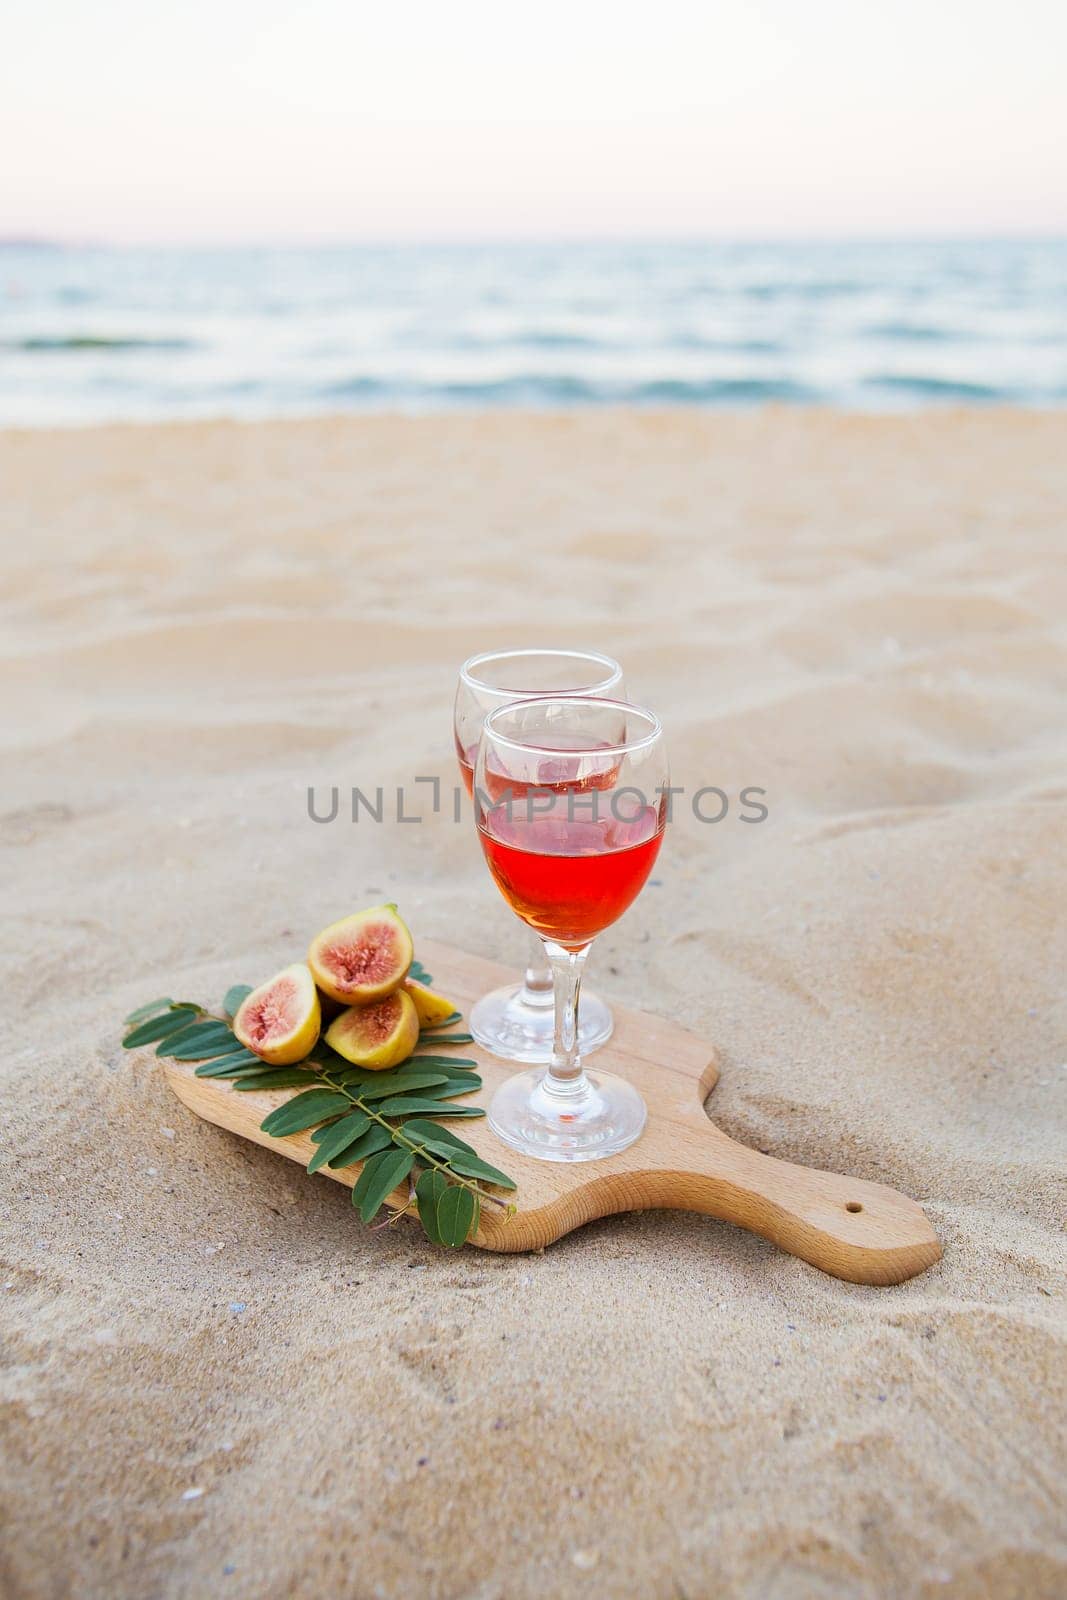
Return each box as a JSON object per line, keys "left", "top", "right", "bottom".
{"left": 479, "top": 802, "right": 663, "bottom": 948}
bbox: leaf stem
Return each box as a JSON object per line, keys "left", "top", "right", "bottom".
{"left": 318, "top": 1067, "right": 512, "bottom": 1214}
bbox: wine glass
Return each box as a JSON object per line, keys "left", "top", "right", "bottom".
{"left": 454, "top": 649, "right": 625, "bottom": 1064}
{"left": 474, "top": 695, "right": 668, "bottom": 1161}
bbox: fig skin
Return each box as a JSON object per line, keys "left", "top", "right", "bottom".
{"left": 308, "top": 904, "right": 414, "bottom": 1006}
{"left": 233, "top": 962, "right": 321, "bottom": 1065}
{"left": 404, "top": 977, "right": 458, "bottom": 1027}
{"left": 324, "top": 989, "right": 420, "bottom": 1070}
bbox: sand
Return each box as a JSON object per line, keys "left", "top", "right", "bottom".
{"left": 1, "top": 410, "right": 1064, "bottom": 1599}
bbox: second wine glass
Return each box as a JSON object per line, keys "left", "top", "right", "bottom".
{"left": 474, "top": 695, "right": 669, "bottom": 1161}
{"left": 454, "top": 648, "right": 624, "bottom": 1063}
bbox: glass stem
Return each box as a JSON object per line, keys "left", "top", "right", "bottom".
{"left": 517, "top": 927, "right": 554, "bottom": 1007}
{"left": 542, "top": 939, "right": 592, "bottom": 1094}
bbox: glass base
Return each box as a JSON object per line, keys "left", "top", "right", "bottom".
{"left": 470, "top": 983, "right": 613, "bottom": 1065}
{"left": 487, "top": 1067, "right": 647, "bottom": 1163}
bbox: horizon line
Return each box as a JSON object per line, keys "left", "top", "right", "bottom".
{"left": 4, "top": 228, "right": 1067, "bottom": 252}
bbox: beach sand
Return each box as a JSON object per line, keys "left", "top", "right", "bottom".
{"left": 1, "top": 410, "right": 1064, "bottom": 1599}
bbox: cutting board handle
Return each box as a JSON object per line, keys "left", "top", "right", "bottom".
{"left": 640, "top": 1120, "right": 941, "bottom": 1285}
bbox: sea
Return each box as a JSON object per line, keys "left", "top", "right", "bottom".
{"left": 1, "top": 238, "right": 1064, "bottom": 424}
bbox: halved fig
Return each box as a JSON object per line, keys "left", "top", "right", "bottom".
{"left": 233, "top": 963, "right": 321, "bottom": 1065}
{"left": 308, "top": 905, "right": 413, "bottom": 1006}
{"left": 404, "top": 977, "right": 458, "bottom": 1027}
{"left": 324, "top": 989, "right": 419, "bottom": 1070}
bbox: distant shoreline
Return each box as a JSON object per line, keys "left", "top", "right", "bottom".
{"left": 4, "top": 232, "right": 1067, "bottom": 250}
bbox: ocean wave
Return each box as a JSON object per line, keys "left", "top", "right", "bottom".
{"left": 742, "top": 279, "right": 868, "bottom": 300}
{"left": 665, "top": 334, "right": 783, "bottom": 354}
{"left": 315, "top": 376, "right": 396, "bottom": 401}
{"left": 626, "top": 377, "right": 817, "bottom": 403}
{"left": 398, "top": 328, "right": 610, "bottom": 352}
{"left": 865, "top": 322, "right": 969, "bottom": 343}
{"left": 317, "top": 374, "right": 818, "bottom": 407}
{"left": 320, "top": 374, "right": 607, "bottom": 404}
{"left": 508, "top": 330, "right": 606, "bottom": 350}
{"left": 8, "top": 335, "right": 195, "bottom": 352}
{"left": 436, "top": 375, "right": 599, "bottom": 403}
{"left": 868, "top": 374, "right": 1008, "bottom": 401}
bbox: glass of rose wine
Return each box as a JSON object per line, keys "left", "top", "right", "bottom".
{"left": 474, "top": 695, "right": 668, "bottom": 1161}
{"left": 454, "top": 649, "right": 625, "bottom": 1064}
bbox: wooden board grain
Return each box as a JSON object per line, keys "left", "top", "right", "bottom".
{"left": 165, "top": 939, "right": 941, "bottom": 1285}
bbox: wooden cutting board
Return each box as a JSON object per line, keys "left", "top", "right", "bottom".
{"left": 165, "top": 939, "right": 941, "bottom": 1285}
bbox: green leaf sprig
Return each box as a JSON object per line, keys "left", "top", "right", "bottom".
{"left": 122, "top": 965, "right": 515, "bottom": 1248}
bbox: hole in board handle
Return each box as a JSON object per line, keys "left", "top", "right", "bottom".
{"left": 846, "top": 1201, "right": 863, "bottom": 1214}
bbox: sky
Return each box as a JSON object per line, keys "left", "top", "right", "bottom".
{"left": 3, "top": 0, "right": 1066, "bottom": 243}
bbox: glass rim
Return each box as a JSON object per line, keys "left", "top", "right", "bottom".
{"left": 458, "top": 647, "right": 623, "bottom": 701}
{"left": 481, "top": 694, "right": 663, "bottom": 758}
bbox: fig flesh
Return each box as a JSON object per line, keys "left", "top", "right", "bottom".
{"left": 325, "top": 989, "right": 419, "bottom": 1070}
{"left": 404, "top": 977, "right": 458, "bottom": 1027}
{"left": 233, "top": 963, "right": 321, "bottom": 1065}
{"left": 308, "top": 905, "right": 413, "bottom": 1006}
